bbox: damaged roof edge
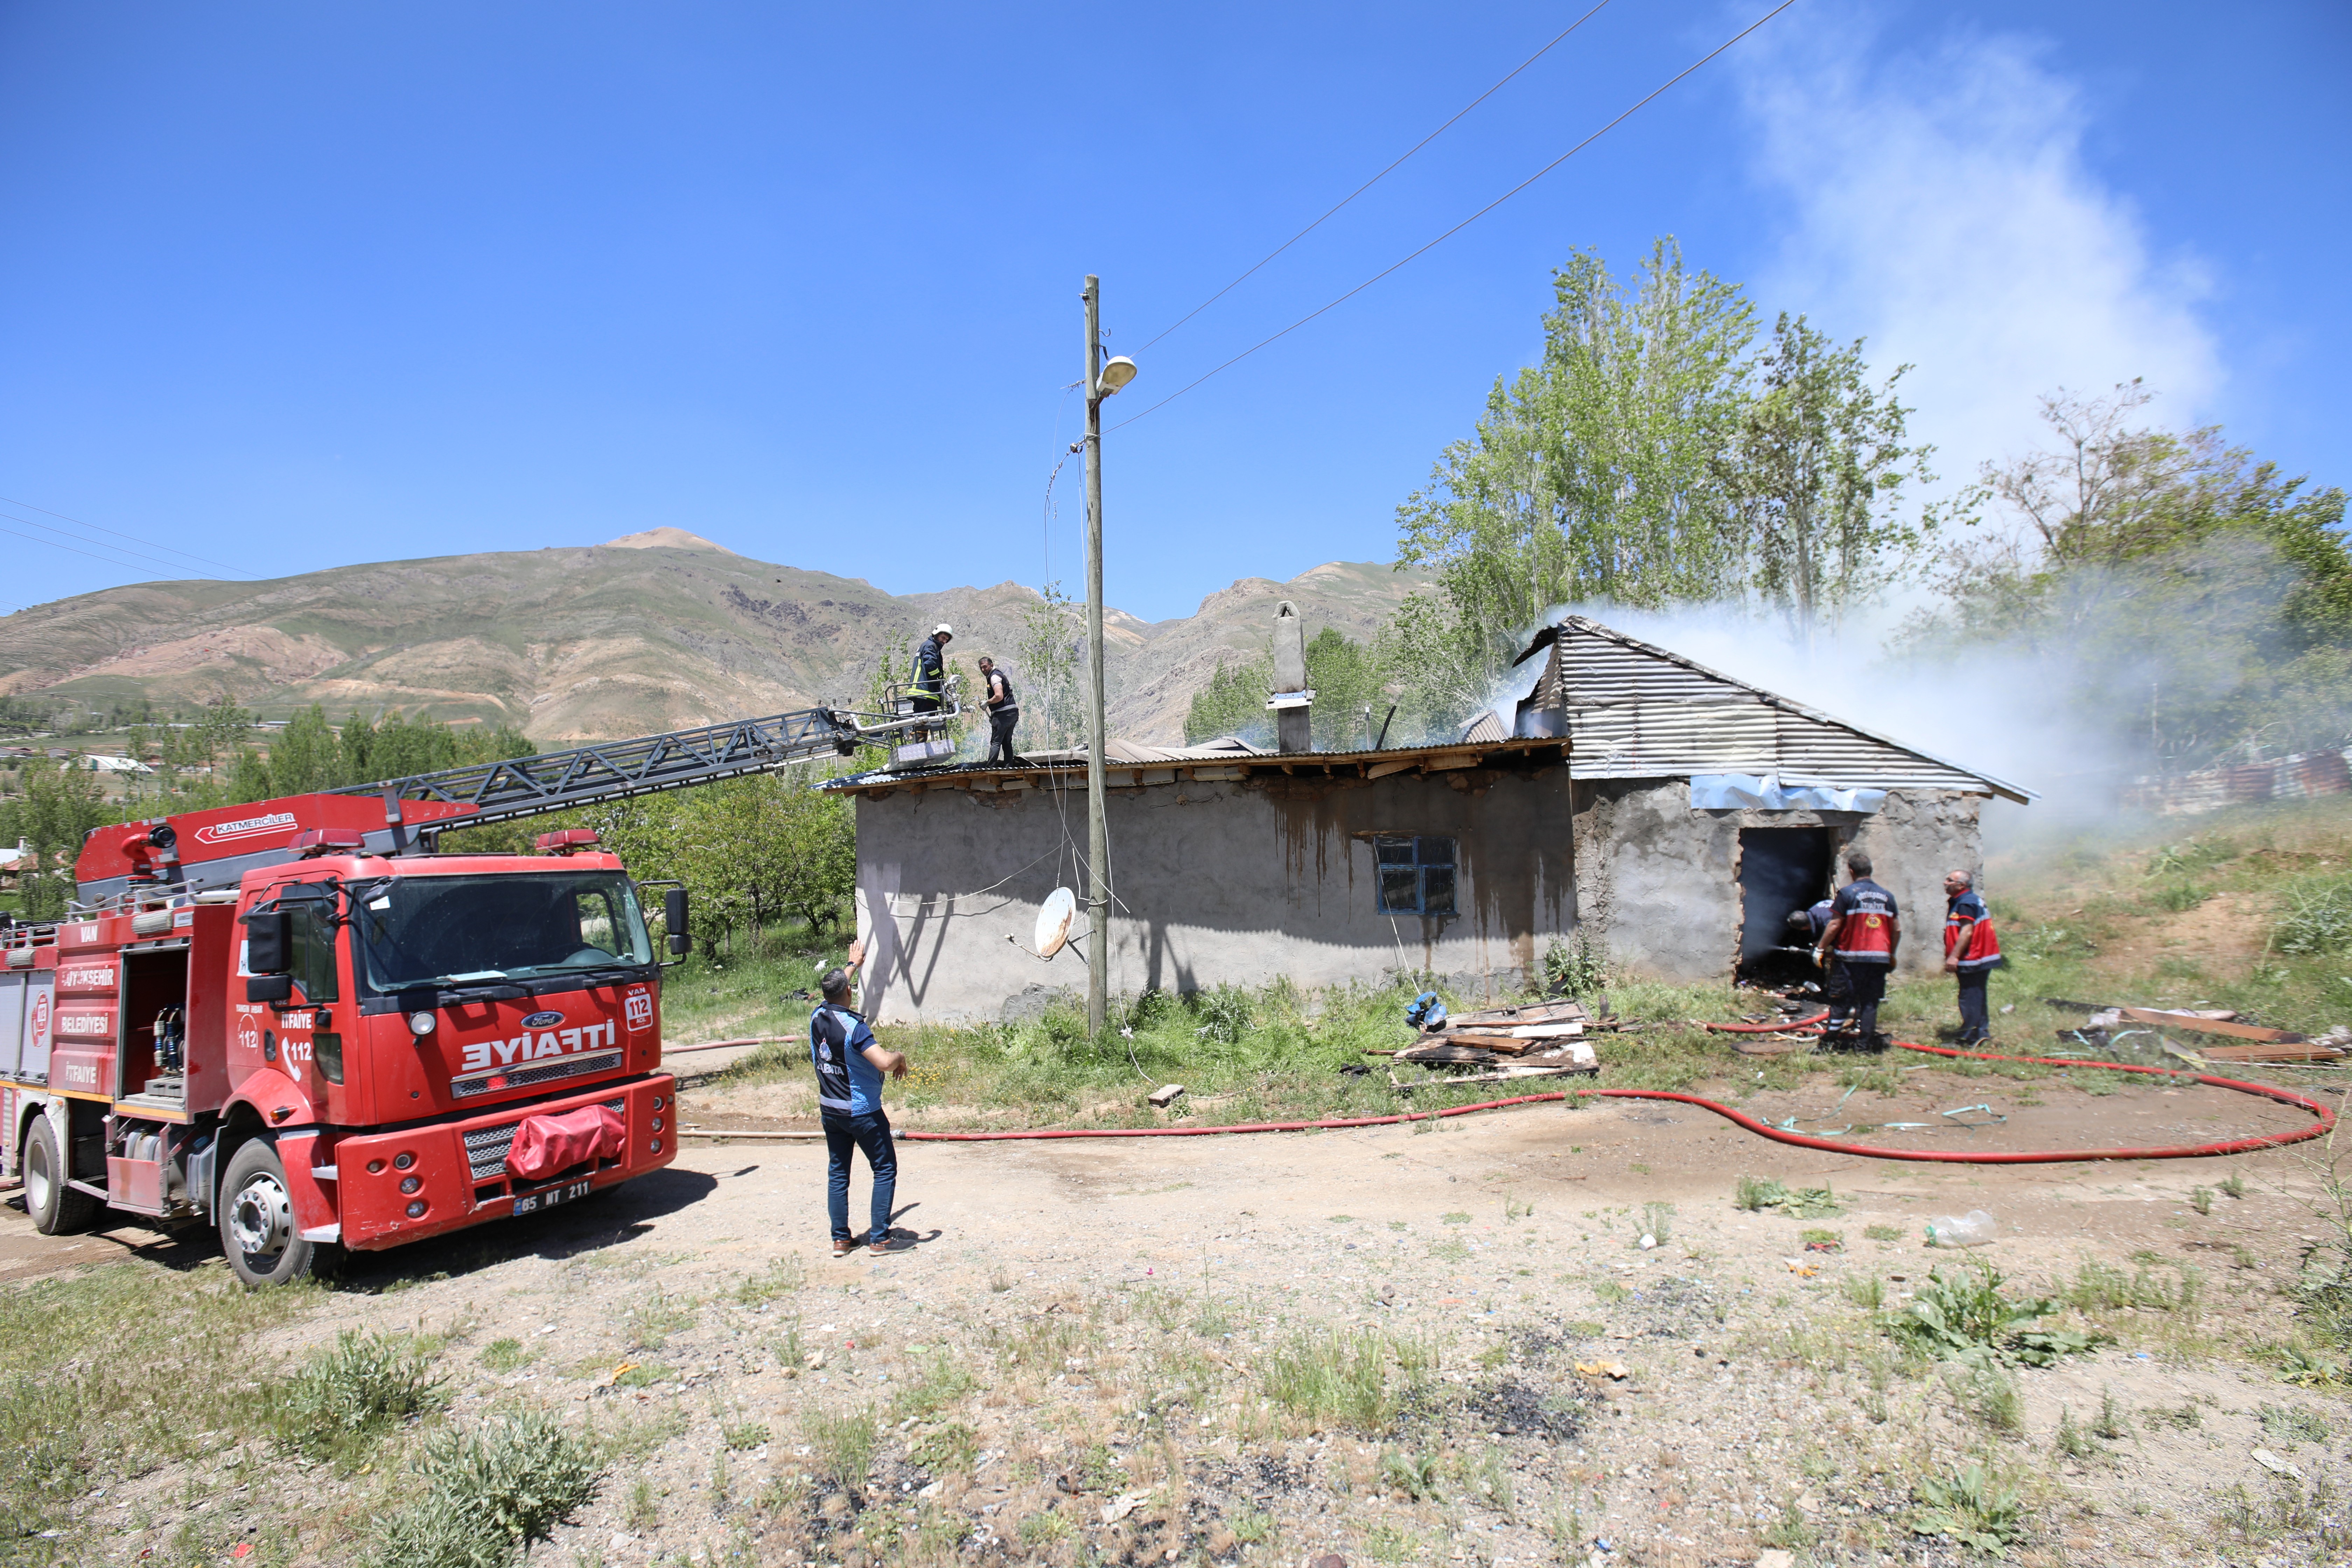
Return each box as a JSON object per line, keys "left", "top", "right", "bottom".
{"left": 1517, "top": 615, "right": 2039, "bottom": 807}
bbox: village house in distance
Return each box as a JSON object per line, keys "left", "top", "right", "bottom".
{"left": 832, "top": 611, "right": 2032, "bottom": 1025}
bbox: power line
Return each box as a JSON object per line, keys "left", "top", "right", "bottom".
{"left": 0, "top": 492, "right": 257, "bottom": 579}
{"left": 1138, "top": 0, "right": 1616, "bottom": 353}
{"left": 0, "top": 519, "right": 194, "bottom": 577}
{"left": 1111, "top": 0, "right": 1797, "bottom": 433}
{"left": 0, "top": 506, "right": 243, "bottom": 582}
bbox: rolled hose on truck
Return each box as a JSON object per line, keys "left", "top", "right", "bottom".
{"left": 860, "top": 1014, "right": 2336, "bottom": 1165}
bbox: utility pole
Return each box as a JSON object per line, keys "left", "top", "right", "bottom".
{"left": 1081, "top": 275, "right": 1110, "bottom": 1035}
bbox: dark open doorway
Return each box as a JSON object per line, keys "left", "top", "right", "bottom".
{"left": 1737, "top": 827, "right": 1835, "bottom": 983}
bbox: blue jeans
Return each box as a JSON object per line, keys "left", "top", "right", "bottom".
{"left": 824, "top": 1110, "right": 897, "bottom": 1244}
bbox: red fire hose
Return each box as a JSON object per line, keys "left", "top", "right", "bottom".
{"left": 895, "top": 1031, "right": 2339, "bottom": 1164}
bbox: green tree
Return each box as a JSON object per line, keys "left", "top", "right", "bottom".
{"left": 270, "top": 705, "right": 342, "bottom": 793}
{"left": 1906, "top": 383, "right": 2352, "bottom": 766}
{"left": 190, "top": 697, "right": 254, "bottom": 775}
{"left": 0, "top": 759, "right": 110, "bottom": 920}
{"left": 1306, "top": 629, "right": 1381, "bottom": 750}
{"left": 226, "top": 747, "right": 273, "bottom": 804}
{"left": 339, "top": 709, "right": 378, "bottom": 783}
{"left": 1721, "top": 313, "right": 1934, "bottom": 647}
{"left": 1184, "top": 655, "right": 1274, "bottom": 745}
{"left": 1391, "top": 239, "right": 1756, "bottom": 712}
{"left": 1013, "top": 583, "right": 1086, "bottom": 751}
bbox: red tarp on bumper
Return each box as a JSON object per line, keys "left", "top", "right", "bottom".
{"left": 506, "top": 1104, "right": 624, "bottom": 1182}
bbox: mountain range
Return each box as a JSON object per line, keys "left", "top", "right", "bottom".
{"left": 0, "top": 528, "right": 1427, "bottom": 744}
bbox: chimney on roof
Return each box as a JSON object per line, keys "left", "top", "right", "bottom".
{"left": 1268, "top": 600, "right": 1312, "bottom": 752}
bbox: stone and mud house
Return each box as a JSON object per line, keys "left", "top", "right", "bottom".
{"left": 833, "top": 614, "right": 2032, "bottom": 1024}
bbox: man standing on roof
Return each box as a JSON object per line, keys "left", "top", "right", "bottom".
{"left": 909, "top": 624, "right": 952, "bottom": 717}
{"left": 1813, "top": 849, "right": 1898, "bottom": 1052}
{"left": 810, "top": 938, "right": 911, "bottom": 1256}
{"left": 976, "top": 656, "right": 1020, "bottom": 766}
{"left": 1943, "top": 869, "right": 2004, "bottom": 1045}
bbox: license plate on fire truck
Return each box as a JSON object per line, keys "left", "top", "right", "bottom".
{"left": 512, "top": 1178, "right": 593, "bottom": 1215}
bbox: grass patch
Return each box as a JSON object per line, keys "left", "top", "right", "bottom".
{"left": 734, "top": 1255, "right": 807, "bottom": 1305}
{"left": 1735, "top": 1176, "right": 1845, "bottom": 1217}
{"left": 1911, "top": 1460, "right": 2026, "bottom": 1555}
{"left": 1259, "top": 1328, "right": 1436, "bottom": 1433}
{"left": 365, "top": 1410, "right": 603, "bottom": 1568}
{"left": 805, "top": 1405, "right": 878, "bottom": 1492}
{"left": 478, "top": 1337, "right": 535, "bottom": 1373}
{"left": 279, "top": 1329, "right": 449, "bottom": 1463}
{"left": 1889, "top": 1260, "right": 2107, "bottom": 1368}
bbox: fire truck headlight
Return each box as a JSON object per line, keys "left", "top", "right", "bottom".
{"left": 405, "top": 1200, "right": 427, "bottom": 1218}
{"left": 399, "top": 1176, "right": 421, "bottom": 1195}
{"left": 407, "top": 1011, "right": 436, "bottom": 1036}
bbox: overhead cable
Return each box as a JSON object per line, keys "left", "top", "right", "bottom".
{"left": 1136, "top": 0, "right": 1616, "bottom": 353}
{"left": 1110, "top": 0, "right": 1797, "bottom": 433}
{"left": 0, "top": 493, "right": 257, "bottom": 579}
{"left": 0, "top": 506, "right": 248, "bottom": 582}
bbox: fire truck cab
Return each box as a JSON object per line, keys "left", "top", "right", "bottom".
{"left": 0, "top": 826, "right": 680, "bottom": 1285}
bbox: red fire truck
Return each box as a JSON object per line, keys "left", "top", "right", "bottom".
{"left": 0, "top": 700, "right": 934, "bottom": 1286}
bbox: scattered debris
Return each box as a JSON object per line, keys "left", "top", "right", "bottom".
{"left": 1573, "top": 1359, "right": 1630, "bottom": 1380}
{"left": 1147, "top": 1083, "right": 1186, "bottom": 1108}
{"left": 2253, "top": 1448, "right": 2304, "bottom": 1481}
{"left": 1925, "top": 1210, "right": 1999, "bottom": 1248}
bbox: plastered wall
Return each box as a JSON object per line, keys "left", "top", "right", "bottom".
{"left": 854, "top": 770, "right": 1988, "bottom": 1021}
{"left": 1572, "top": 780, "right": 1985, "bottom": 981}
{"left": 853, "top": 764, "right": 1578, "bottom": 1024}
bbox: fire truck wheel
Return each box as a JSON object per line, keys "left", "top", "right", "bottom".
{"left": 218, "top": 1139, "right": 340, "bottom": 1287}
{"left": 24, "top": 1115, "right": 99, "bottom": 1236}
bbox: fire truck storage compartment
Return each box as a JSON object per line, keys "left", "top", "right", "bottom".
{"left": 0, "top": 968, "right": 51, "bottom": 1083}
{"left": 119, "top": 945, "right": 190, "bottom": 1099}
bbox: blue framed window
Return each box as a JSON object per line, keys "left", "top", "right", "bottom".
{"left": 1374, "top": 835, "right": 1456, "bottom": 916}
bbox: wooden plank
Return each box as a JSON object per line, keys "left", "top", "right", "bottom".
{"left": 2182, "top": 1042, "right": 2344, "bottom": 1064}
{"left": 1447, "top": 1001, "right": 1589, "bottom": 1027}
{"left": 1396, "top": 1044, "right": 1498, "bottom": 1065}
{"left": 2119, "top": 1007, "right": 2309, "bottom": 1044}
{"left": 1366, "top": 759, "right": 1418, "bottom": 780}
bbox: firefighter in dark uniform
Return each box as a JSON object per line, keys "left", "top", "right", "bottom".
{"left": 1942, "top": 869, "right": 2004, "bottom": 1045}
{"left": 1785, "top": 897, "right": 1849, "bottom": 1015}
{"left": 1813, "top": 849, "right": 1899, "bottom": 1052}
{"left": 909, "top": 624, "right": 952, "bottom": 718}
{"left": 976, "top": 656, "right": 1020, "bottom": 766}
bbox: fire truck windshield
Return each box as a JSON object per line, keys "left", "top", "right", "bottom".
{"left": 350, "top": 872, "right": 655, "bottom": 994}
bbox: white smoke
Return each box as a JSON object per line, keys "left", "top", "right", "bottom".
{"left": 1731, "top": 9, "right": 2222, "bottom": 483}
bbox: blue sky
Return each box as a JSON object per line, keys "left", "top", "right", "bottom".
{"left": 1, "top": 1, "right": 2344, "bottom": 624}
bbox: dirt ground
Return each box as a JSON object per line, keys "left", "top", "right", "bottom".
{"left": 14, "top": 1058, "right": 2352, "bottom": 1567}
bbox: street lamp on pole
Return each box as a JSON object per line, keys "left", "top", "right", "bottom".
{"left": 1079, "top": 279, "right": 1135, "bottom": 1036}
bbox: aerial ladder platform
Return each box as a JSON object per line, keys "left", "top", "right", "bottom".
{"left": 65, "top": 684, "right": 961, "bottom": 908}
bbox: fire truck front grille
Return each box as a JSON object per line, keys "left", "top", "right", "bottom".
{"left": 462, "top": 1098, "right": 626, "bottom": 1181}
{"left": 450, "top": 1048, "right": 625, "bottom": 1101}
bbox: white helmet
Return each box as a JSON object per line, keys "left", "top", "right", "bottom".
{"left": 932, "top": 623, "right": 954, "bottom": 638}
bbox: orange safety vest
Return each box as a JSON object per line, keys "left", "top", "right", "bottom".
{"left": 1831, "top": 879, "right": 1898, "bottom": 964}
{"left": 1944, "top": 891, "right": 2004, "bottom": 970}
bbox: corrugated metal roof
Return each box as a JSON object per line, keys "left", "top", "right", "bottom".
{"left": 1519, "top": 616, "right": 2035, "bottom": 803}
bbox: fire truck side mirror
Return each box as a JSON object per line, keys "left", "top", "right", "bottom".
{"left": 664, "top": 888, "right": 691, "bottom": 957}
{"left": 245, "top": 973, "right": 294, "bottom": 1004}
{"left": 244, "top": 909, "right": 292, "bottom": 975}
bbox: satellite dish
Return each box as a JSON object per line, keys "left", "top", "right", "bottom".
{"left": 1035, "top": 887, "right": 1077, "bottom": 959}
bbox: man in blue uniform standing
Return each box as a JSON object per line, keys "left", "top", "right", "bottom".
{"left": 1942, "top": 869, "right": 2005, "bottom": 1045}
{"left": 810, "top": 938, "right": 910, "bottom": 1256}
{"left": 1812, "top": 850, "right": 1899, "bottom": 1052}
